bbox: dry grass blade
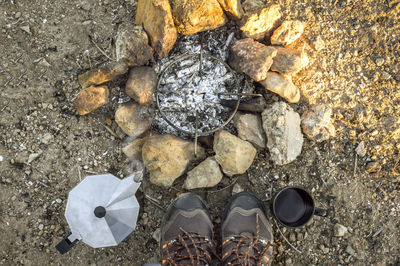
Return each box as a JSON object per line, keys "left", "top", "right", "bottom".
{"left": 89, "top": 35, "right": 113, "bottom": 61}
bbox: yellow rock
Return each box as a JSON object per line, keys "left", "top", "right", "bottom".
{"left": 78, "top": 61, "right": 128, "bottom": 88}
{"left": 217, "top": 0, "right": 244, "bottom": 20}
{"left": 136, "top": 0, "right": 177, "bottom": 58}
{"left": 259, "top": 72, "right": 300, "bottom": 103}
{"left": 271, "top": 20, "right": 304, "bottom": 45}
{"left": 142, "top": 134, "right": 205, "bottom": 187}
{"left": 170, "top": 0, "right": 227, "bottom": 35}
{"left": 122, "top": 137, "right": 147, "bottom": 161}
{"left": 239, "top": 1, "right": 281, "bottom": 40}
{"left": 74, "top": 85, "right": 109, "bottom": 115}
{"left": 115, "top": 102, "right": 154, "bottom": 137}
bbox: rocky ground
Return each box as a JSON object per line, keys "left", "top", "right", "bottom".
{"left": 0, "top": 0, "right": 399, "bottom": 265}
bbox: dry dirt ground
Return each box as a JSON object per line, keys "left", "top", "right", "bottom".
{"left": 0, "top": 0, "right": 399, "bottom": 265}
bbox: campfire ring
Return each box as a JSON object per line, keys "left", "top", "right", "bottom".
{"left": 155, "top": 53, "right": 241, "bottom": 137}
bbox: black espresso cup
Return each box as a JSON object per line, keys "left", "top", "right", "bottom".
{"left": 272, "top": 187, "right": 327, "bottom": 228}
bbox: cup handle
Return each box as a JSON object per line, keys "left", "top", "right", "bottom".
{"left": 56, "top": 233, "right": 78, "bottom": 254}
{"left": 314, "top": 208, "right": 327, "bottom": 217}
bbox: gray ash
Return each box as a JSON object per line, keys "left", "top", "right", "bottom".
{"left": 153, "top": 24, "right": 256, "bottom": 136}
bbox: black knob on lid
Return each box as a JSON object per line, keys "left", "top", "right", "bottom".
{"left": 94, "top": 206, "right": 106, "bottom": 218}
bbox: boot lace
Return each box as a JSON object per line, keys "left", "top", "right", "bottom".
{"left": 221, "top": 215, "right": 273, "bottom": 265}
{"left": 161, "top": 228, "right": 217, "bottom": 266}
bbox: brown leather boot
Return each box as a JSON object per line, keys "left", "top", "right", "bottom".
{"left": 221, "top": 192, "right": 274, "bottom": 265}
{"left": 160, "top": 193, "right": 215, "bottom": 265}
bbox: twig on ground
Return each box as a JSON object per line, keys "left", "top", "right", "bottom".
{"left": 208, "top": 176, "right": 239, "bottom": 193}
{"left": 353, "top": 153, "right": 358, "bottom": 177}
{"left": 90, "top": 36, "right": 113, "bottom": 61}
{"left": 144, "top": 194, "right": 163, "bottom": 210}
{"left": 84, "top": 170, "right": 98, "bottom": 174}
{"left": 372, "top": 227, "right": 383, "bottom": 237}
{"left": 4, "top": 75, "right": 13, "bottom": 86}
{"left": 37, "top": 180, "right": 49, "bottom": 188}
{"left": 78, "top": 166, "right": 82, "bottom": 182}
{"left": 102, "top": 124, "right": 121, "bottom": 139}
{"left": 38, "top": 69, "right": 47, "bottom": 79}
{"left": 273, "top": 219, "right": 302, "bottom": 254}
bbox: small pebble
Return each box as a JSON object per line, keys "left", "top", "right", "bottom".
{"left": 346, "top": 245, "right": 355, "bottom": 255}
{"left": 38, "top": 224, "right": 44, "bottom": 230}
{"left": 381, "top": 71, "right": 391, "bottom": 80}
{"left": 55, "top": 198, "right": 62, "bottom": 204}
{"left": 83, "top": 165, "right": 89, "bottom": 170}
{"left": 152, "top": 228, "right": 161, "bottom": 243}
{"left": 0, "top": 155, "right": 3, "bottom": 162}
{"left": 355, "top": 141, "right": 366, "bottom": 157}
{"left": 15, "top": 12, "right": 21, "bottom": 19}
{"left": 334, "top": 223, "right": 348, "bottom": 237}
{"left": 375, "top": 58, "right": 384, "bottom": 66}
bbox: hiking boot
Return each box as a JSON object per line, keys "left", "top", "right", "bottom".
{"left": 221, "top": 192, "right": 274, "bottom": 265}
{"left": 160, "top": 193, "right": 215, "bottom": 265}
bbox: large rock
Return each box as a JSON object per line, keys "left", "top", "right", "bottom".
{"left": 136, "top": 0, "right": 177, "bottom": 58}
{"left": 142, "top": 134, "right": 205, "bottom": 187}
{"left": 259, "top": 72, "right": 300, "bottom": 103}
{"left": 183, "top": 157, "right": 223, "bottom": 189}
{"left": 262, "top": 102, "right": 303, "bottom": 165}
{"left": 229, "top": 38, "right": 277, "bottom": 81}
{"left": 217, "top": 0, "right": 244, "bottom": 20}
{"left": 115, "top": 23, "right": 153, "bottom": 67}
{"left": 78, "top": 61, "right": 129, "bottom": 88}
{"left": 233, "top": 112, "right": 266, "bottom": 148}
{"left": 239, "top": 0, "right": 281, "bottom": 40}
{"left": 270, "top": 47, "right": 307, "bottom": 74}
{"left": 125, "top": 67, "right": 157, "bottom": 105}
{"left": 213, "top": 130, "right": 257, "bottom": 176}
{"left": 170, "top": 0, "right": 227, "bottom": 35}
{"left": 270, "top": 20, "right": 304, "bottom": 46}
{"left": 74, "top": 85, "right": 109, "bottom": 115}
{"left": 301, "top": 104, "right": 336, "bottom": 142}
{"left": 115, "top": 102, "right": 154, "bottom": 137}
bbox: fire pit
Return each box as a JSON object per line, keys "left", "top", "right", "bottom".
{"left": 153, "top": 29, "right": 261, "bottom": 142}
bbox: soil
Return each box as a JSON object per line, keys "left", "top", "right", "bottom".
{"left": 0, "top": 0, "right": 399, "bottom": 265}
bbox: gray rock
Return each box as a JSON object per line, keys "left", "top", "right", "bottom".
{"left": 115, "top": 102, "right": 154, "bottom": 137}
{"left": 152, "top": 228, "right": 161, "bottom": 243}
{"left": 27, "top": 152, "right": 41, "bottom": 164}
{"left": 233, "top": 112, "right": 266, "bottom": 148}
{"left": 262, "top": 102, "right": 303, "bottom": 165}
{"left": 334, "top": 223, "right": 348, "bottom": 237}
{"left": 270, "top": 46, "right": 306, "bottom": 74}
{"left": 41, "top": 133, "right": 54, "bottom": 144}
{"left": 301, "top": 104, "right": 336, "bottom": 142}
{"left": 142, "top": 134, "right": 205, "bottom": 187}
{"left": 345, "top": 245, "right": 355, "bottom": 256}
{"left": 232, "top": 183, "right": 244, "bottom": 194}
{"left": 229, "top": 38, "right": 277, "bottom": 81}
{"left": 116, "top": 23, "right": 153, "bottom": 67}
{"left": 125, "top": 67, "right": 157, "bottom": 105}
{"left": 213, "top": 130, "right": 257, "bottom": 176}
{"left": 355, "top": 141, "right": 366, "bottom": 157}
{"left": 259, "top": 72, "right": 300, "bottom": 103}
{"left": 183, "top": 157, "right": 223, "bottom": 189}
